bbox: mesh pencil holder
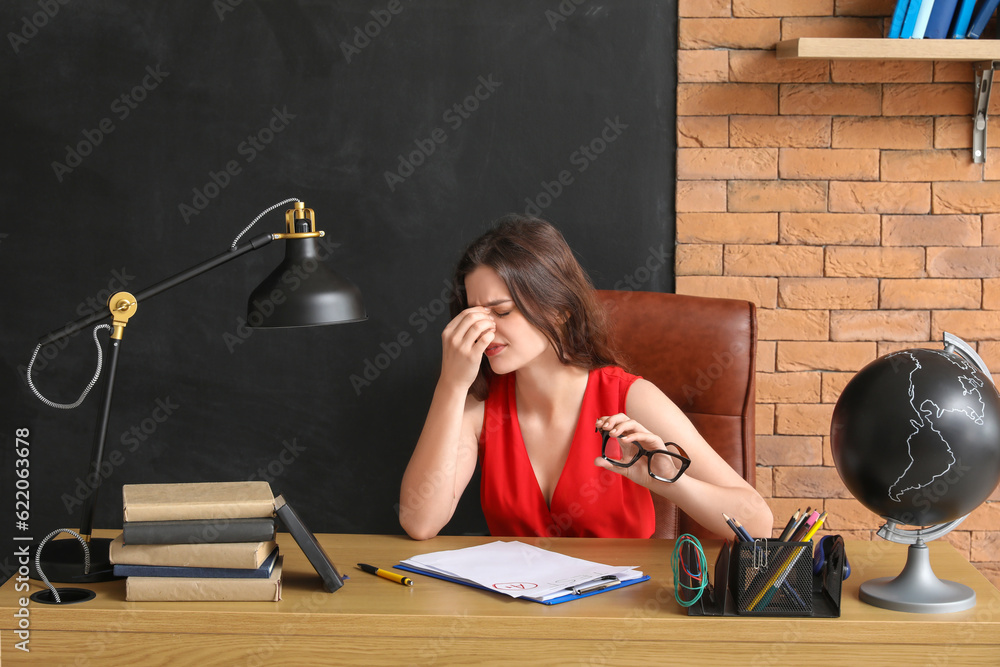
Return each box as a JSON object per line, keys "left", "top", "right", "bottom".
{"left": 731, "top": 541, "right": 813, "bottom": 616}
{"left": 682, "top": 536, "right": 844, "bottom": 618}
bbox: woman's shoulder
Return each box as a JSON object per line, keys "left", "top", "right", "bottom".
{"left": 593, "top": 365, "right": 641, "bottom": 384}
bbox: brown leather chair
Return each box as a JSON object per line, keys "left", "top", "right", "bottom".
{"left": 596, "top": 290, "right": 757, "bottom": 540}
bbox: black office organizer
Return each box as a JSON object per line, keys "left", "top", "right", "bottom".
{"left": 682, "top": 536, "right": 844, "bottom": 618}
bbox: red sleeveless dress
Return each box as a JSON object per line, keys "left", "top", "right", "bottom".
{"left": 479, "top": 366, "right": 655, "bottom": 538}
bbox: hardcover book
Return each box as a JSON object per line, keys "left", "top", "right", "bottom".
{"left": 123, "top": 517, "right": 276, "bottom": 545}
{"left": 109, "top": 534, "right": 277, "bottom": 569}
{"left": 274, "top": 494, "right": 344, "bottom": 592}
{"left": 125, "top": 557, "right": 283, "bottom": 601}
{"left": 114, "top": 546, "right": 279, "bottom": 578}
{"left": 122, "top": 481, "right": 275, "bottom": 522}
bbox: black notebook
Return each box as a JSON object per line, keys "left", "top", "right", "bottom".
{"left": 274, "top": 494, "right": 344, "bottom": 593}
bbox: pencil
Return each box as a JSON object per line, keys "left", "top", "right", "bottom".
{"left": 776, "top": 509, "right": 800, "bottom": 541}
{"left": 787, "top": 506, "right": 811, "bottom": 538}
{"left": 747, "top": 511, "right": 829, "bottom": 611}
{"left": 801, "top": 512, "right": 827, "bottom": 542}
{"left": 731, "top": 516, "right": 754, "bottom": 542}
{"left": 790, "top": 510, "right": 819, "bottom": 542}
{"left": 722, "top": 513, "right": 745, "bottom": 542}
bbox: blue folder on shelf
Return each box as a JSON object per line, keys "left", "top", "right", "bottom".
{"left": 900, "top": 0, "right": 926, "bottom": 37}
{"left": 395, "top": 562, "right": 650, "bottom": 605}
{"left": 952, "top": 0, "right": 979, "bottom": 37}
{"left": 925, "top": 0, "right": 961, "bottom": 38}
{"left": 911, "top": 0, "right": 938, "bottom": 37}
{"left": 889, "top": 0, "right": 913, "bottom": 37}
{"left": 968, "top": 0, "right": 1000, "bottom": 38}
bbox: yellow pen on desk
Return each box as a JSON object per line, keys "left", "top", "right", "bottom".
{"left": 358, "top": 563, "right": 413, "bottom": 587}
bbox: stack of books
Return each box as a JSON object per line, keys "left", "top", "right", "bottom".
{"left": 110, "top": 481, "right": 281, "bottom": 601}
{"left": 889, "top": 0, "right": 998, "bottom": 39}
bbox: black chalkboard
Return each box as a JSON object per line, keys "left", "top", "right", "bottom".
{"left": 0, "top": 0, "right": 676, "bottom": 564}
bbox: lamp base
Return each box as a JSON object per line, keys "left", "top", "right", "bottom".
{"left": 30, "top": 536, "right": 121, "bottom": 584}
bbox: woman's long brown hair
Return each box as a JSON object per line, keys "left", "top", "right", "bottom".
{"left": 452, "top": 215, "right": 627, "bottom": 401}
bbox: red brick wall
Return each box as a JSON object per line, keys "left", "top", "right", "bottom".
{"left": 676, "top": 0, "right": 1000, "bottom": 588}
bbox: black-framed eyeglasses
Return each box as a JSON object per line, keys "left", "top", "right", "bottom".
{"left": 598, "top": 428, "right": 691, "bottom": 483}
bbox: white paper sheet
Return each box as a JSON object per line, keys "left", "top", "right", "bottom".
{"left": 400, "top": 541, "right": 643, "bottom": 601}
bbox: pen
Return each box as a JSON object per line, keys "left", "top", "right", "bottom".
{"left": 357, "top": 563, "right": 413, "bottom": 587}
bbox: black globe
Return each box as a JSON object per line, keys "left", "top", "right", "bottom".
{"left": 831, "top": 348, "right": 1000, "bottom": 527}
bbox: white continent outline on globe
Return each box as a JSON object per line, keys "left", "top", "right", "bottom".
{"left": 886, "top": 350, "right": 986, "bottom": 502}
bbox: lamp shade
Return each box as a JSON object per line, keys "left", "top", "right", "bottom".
{"left": 247, "top": 235, "right": 366, "bottom": 328}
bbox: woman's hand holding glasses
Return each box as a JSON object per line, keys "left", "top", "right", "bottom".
{"left": 595, "top": 414, "right": 691, "bottom": 485}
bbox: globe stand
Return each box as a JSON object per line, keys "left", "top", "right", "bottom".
{"left": 860, "top": 519, "right": 975, "bottom": 614}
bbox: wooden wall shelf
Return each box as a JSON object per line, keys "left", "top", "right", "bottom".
{"left": 776, "top": 38, "right": 1000, "bottom": 61}
{"left": 775, "top": 38, "right": 1000, "bottom": 163}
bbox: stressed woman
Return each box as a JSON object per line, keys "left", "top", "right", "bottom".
{"left": 399, "top": 216, "right": 772, "bottom": 541}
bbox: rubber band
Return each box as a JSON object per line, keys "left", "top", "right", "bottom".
{"left": 671, "top": 533, "right": 707, "bottom": 607}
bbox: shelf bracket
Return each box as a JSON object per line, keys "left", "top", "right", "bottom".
{"left": 973, "top": 61, "right": 999, "bottom": 164}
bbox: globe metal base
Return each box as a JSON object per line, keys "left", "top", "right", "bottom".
{"left": 859, "top": 542, "right": 976, "bottom": 614}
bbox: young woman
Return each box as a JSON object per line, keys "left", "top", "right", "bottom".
{"left": 399, "top": 215, "right": 772, "bottom": 540}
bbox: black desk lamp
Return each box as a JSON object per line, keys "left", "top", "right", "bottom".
{"left": 29, "top": 200, "right": 365, "bottom": 587}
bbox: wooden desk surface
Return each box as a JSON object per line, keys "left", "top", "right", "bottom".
{"left": 2, "top": 532, "right": 999, "bottom": 665}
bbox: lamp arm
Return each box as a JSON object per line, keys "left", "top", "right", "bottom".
{"left": 36, "top": 232, "right": 275, "bottom": 547}
{"left": 38, "top": 232, "right": 276, "bottom": 346}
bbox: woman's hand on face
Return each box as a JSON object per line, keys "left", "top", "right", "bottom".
{"left": 595, "top": 414, "right": 680, "bottom": 488}
{"left": 439, "top": 307, "right": 496, "bottom": 391}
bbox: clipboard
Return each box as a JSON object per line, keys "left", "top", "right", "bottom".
{"left": 395, "top": 563, "right": 650, "bottom": 605}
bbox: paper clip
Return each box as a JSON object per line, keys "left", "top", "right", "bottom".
{"left": 751, "top": 538, "right": 768, "bottom": 572}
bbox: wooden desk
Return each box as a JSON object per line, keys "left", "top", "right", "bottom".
{"left": 2, "top": 533, "right": 999, "bottom": 665}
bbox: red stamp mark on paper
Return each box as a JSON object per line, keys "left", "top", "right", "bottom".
{"left": 493, "top": 582, "right": 537, "bottom": 591}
